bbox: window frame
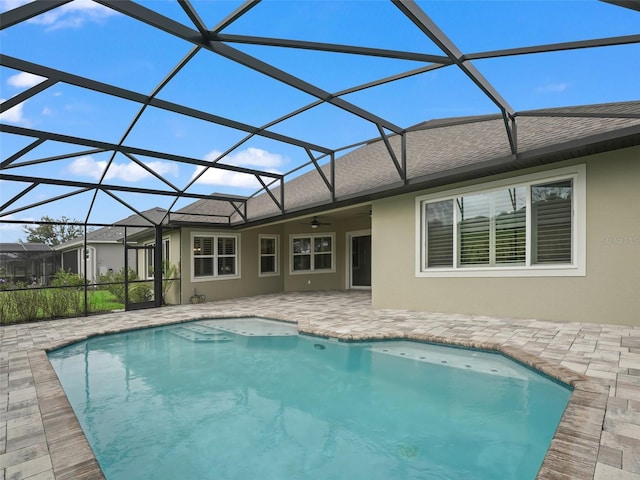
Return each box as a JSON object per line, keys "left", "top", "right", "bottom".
{"left": 143, "top": 237, "right": 170, "bottom": 279}
{"left": 258, "top": 234, "right": 280, "bottom": 277}
{"left": 289, "top": 233, "right": 336, "bottom": 274}
{"left": 415, "top": 165, "right": 586, "bottom": 277}
{"left": 191, "top": 232, "right": 241, "bottom": 282}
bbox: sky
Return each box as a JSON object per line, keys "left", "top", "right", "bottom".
{"left": 1, "top": 0, "right": 638, "bottom": 242}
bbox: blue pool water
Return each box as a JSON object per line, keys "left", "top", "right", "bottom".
{"left": 48, "top": 318, "right": 571, "bottom": 480}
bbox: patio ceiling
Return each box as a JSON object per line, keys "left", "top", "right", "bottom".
{"left": 1, "top": 0, "right": 639, "bottom": 231}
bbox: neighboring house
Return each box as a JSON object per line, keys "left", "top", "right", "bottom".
{"left": 0, "top": 242, "right": 56, "bottom": 285}
{"left": 129, "top": 102, "right": 639, "bottom": 326}
{"left": 55, "top": 207, "right": 171, "bottom": 284}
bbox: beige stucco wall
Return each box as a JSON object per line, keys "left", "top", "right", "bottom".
{"left": 282, "top": 214, "right": 371, "bottom": 292}
{"left": 179, "top": 226, "right": 285, "bottom": 303}
{"left": 178, "top": 212, "right": 372, "bottom": 302}
{"left": 371, "top": 146, "right": 640, "bottom": 326}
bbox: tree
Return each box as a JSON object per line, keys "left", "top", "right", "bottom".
{"left": 23, "top": 216, "right": 86, "bottom": 246}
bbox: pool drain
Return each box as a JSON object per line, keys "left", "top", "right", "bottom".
{"left": 314, "top": 343, "right": 326, "bottom": 350}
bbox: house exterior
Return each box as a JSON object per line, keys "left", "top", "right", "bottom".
{"left": 0, "top": 242, "right": 56, "bottom": 286}
{"left": 131, "top": 102, "right": 639, "bottom": 326}
{"left": 375, "top": 147, "right": 637, "bottom": 326}
{"left": 55, "top": 208, "right": 171, "bottom": 284}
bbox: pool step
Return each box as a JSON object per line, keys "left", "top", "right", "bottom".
{"left": 195, "top": 318, "right": 297, "bottom": 337}
{"left": 170, "top": 325, "right": 232, "bottom": 343}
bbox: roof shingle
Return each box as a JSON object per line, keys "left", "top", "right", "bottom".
{"left": 175, "top": 101, "right": 640, "bottom": 226}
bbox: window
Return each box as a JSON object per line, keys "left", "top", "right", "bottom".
{"left": 259, "top": 235, "right": 279, "bottom": 276}
{"left": 531, "top": 180, "right": 573, "bottom": 264}
{"left": 291, "top": 234, "right": 335, "bottom": 273}
{"left": 457, "top": 187, "right": 527, "bottom": 267}
{"left": 144, "top": 238, "right": 170, "bottom": 278}
{"left": 417, "top": 166, "right": 585, "bottom": 277}
{"left": 192, "top": 234, "right": 240, "bottom": 280}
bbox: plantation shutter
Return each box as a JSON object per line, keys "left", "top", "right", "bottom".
{"left": 193, "top": 236, "right": 213, "bottom": 277}
{"left": 494, "top": 188, "right": 526, "bottom": 265}
{"left": 426, "top": 200, "right": 453, "bottom": 267}
{"left": 457, "top": 193, "right": 490, "bottom": 266}
{"left": 531, "top": 180, "right": 573, "bottom": 264}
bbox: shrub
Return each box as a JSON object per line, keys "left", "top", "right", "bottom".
{"left": 98, "top": 267, "right": 152, "bottom": 304}
{"left": 42, "top": 270, "right": 85, "bottom": 318}
{"left": 98, "top": 268, "right": 127, "bottom": 303}
{"left": 42, "top": 288, "right": 72, "bottom": 318}
{"left": 0, "top": 290, "right": 19, "bottom": 324}
{"left": 51, "top": 270, "right": 85, "bottom": 287}
{"left": 129, "top": 283, "right": 153, "bottom": 303}
{"left": 162, "top": 262, "right": 179, "bottom": 305}
{"left": 11, "top": 285, "right": 41, "bottom": 322}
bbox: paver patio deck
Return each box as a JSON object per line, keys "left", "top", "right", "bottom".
{"left": 1, "top": 290, "right": 639, "bottom": 479}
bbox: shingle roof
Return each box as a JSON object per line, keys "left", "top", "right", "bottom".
{"left": 0, "top": 242, "right": 53, "bottom": 253}
{"left": 56, "top": 207, "right": 169, "bottom": 248}
{"left": 223, "top": 101, "right": 639, "bottom": 224}
{"left": 169, "top": 198, "right": 239, "bottom": 223}
{"left": 169, "top": 101, "right": 640, "bottom": 227}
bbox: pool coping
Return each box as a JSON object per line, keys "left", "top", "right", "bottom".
{"left": 28, "top": 311, "right": 609, "bottom": 480}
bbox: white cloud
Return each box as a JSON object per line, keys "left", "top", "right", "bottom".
{"left": 194, "top": 147, "right": 285, "bottom": 187}
{"left": 0, "top": 99, "right": 27, "bottom": 124}
{"left": 206, "top": 147, "right": 285, "bottom": 169}
{"left": 1, "top": 0, "right": 118, "bottom": 30}
{"left": 0, "top": 221, "right": 23, "bottom": 234}
{"left": 535, "top": 83, "right": 569, "bottom": 94}
{"left": 68, "top": 156, "right": 179, "bottom": 182}
{"left": 0, "top": 0, "right": 28, "bottom": 13}
{"left": 0, "top": 73, "right": 47, "bottom": 125}
{"left": 7, "top": 72, "right": 47, "bottom": 89}
{"left": 0, "top": 214, "right": 32, "bottom": 243}
{"left": 67, "top": 156, "right": 104, "bottom": 179}
{"left": 191, "top": 166, "right": 264, "bottom": 189}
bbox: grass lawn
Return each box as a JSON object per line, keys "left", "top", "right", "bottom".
{"left": 88, "top": 289, "right": 125, "bottom": 311}
{"left": 88, "top": 290, "right": 124, "bottom": 312}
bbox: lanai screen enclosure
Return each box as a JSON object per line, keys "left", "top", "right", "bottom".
{"left": 1, "top": 0, "right": 639, "bottom": 306}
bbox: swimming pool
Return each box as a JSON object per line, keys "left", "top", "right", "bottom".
{"left": 48, "top": 317, "right": 571, "bottom": 480}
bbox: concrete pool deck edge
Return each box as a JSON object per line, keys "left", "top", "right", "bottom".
{"left": 2, "top": 291, "right": 638, "bottom": 479}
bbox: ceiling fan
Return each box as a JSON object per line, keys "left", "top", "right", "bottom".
{"left": 304, "top": 216, "right": 331, "bottom": 229}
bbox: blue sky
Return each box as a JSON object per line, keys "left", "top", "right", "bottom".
{"left": 1, "top": 0, "right": 638, "bottom": 242}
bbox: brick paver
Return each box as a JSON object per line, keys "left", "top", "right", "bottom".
{"left": 1, "top": 291, "right": 638, "bottom": 479}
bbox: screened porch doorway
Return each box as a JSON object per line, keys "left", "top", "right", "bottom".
{"left": 124, "top": 244, "right": 157, "bottom": 311}
{"left": 348, "top": 231, "right": 371, "bottom": 289}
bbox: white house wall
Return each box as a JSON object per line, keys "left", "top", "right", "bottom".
{"left": 59, "top": 243, "right": 126, "bottom": 282}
